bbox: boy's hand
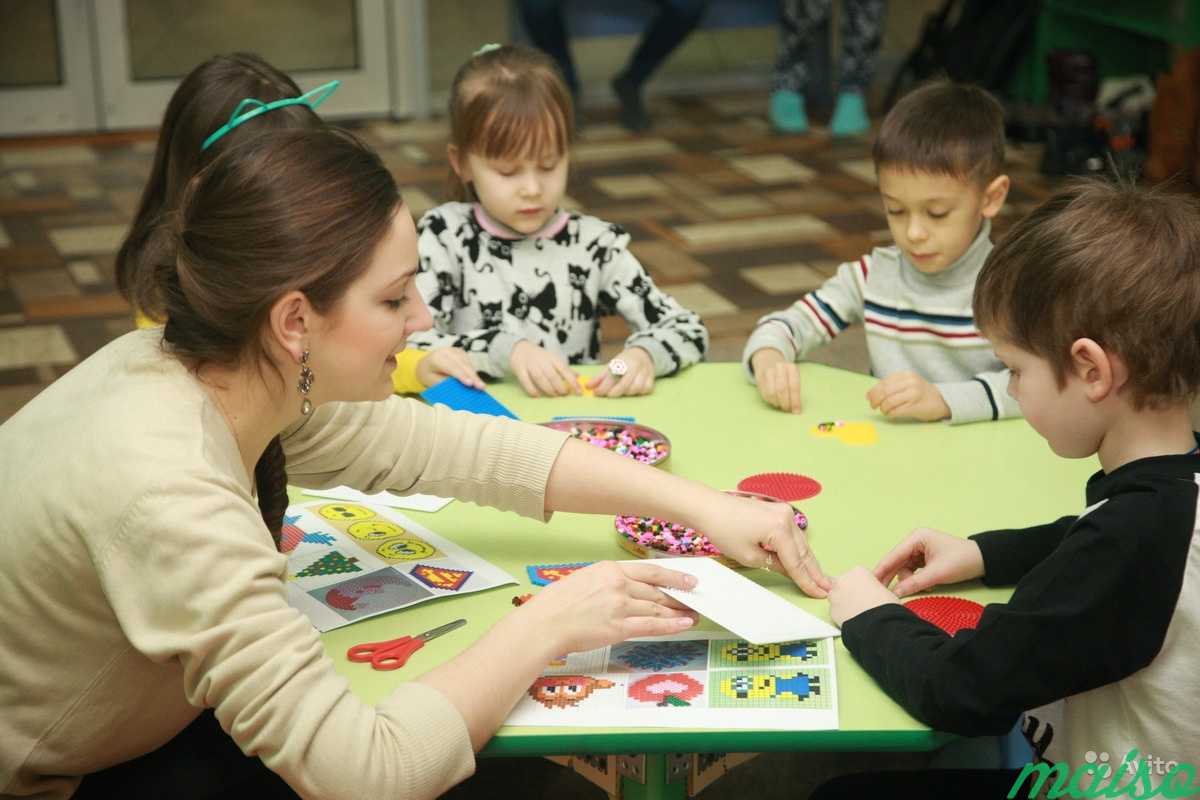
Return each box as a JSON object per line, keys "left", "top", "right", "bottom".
{"left": 873, "top": 527, "right": 985, "bottom": 597}
{"left": 751, "top": 348, "right": 802, "bottom": 413}
{"left": 866, "top": 370, "right": 951, "bottom": 421}
{"left": 828, "top": 566, "right": 900, "bottom": 627}
{"left": 588, "top": 347, "right": 655, "bottom": 397}
{"left": 416, "top": 347, "right": 485, "bottom": 390}
{"left": 510, "top": 341, "right": 581, "bottom": 397}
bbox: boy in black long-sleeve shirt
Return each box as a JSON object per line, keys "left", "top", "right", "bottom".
{"left": 815, "top": 179, "right": 1200, "bottom": 799}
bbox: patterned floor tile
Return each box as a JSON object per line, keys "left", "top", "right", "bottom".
{"left": 593, "top": 175, "right": 672, "bottom": 199}
{"left": 697, "top": 194, "right": 776, "bottom": 218}
{"left": 726, "top": 154, "right": 816, "bottom": 185}
{"left": 673, "top": 214, "right": 835, "bottom": 249}
{"left": 67, "top": 260, "right": 103, "bottom": 286}
{"left": 0, "top": 325, "right": 77, "bottom": 370}
{"left": 1, "top": 145, "right": 98, "bottom": 168}
{"left": 629, "top": 241, "right": 711, "bottom": 283}
{"left": 47, "top": 224, "right": 130, "bottom": 256}
{"left": 572, "top": 138, "right": 680, "bottom": 165}
{"left": 839, "top": 158, "right": 878, "bottom": 186}
{"left": 9, "top": 269, "right": 79, "bottom": 302}
{"left": 661, "top": 281, "right": 738, "bottom": 317}
{"left": 742, "top": 262, "right": 837, "bottom": 295}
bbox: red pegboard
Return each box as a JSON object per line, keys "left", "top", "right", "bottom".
{"left": 737, "top": 472, "right": 822, "bottom": 501}
{"left": 903, "top": 596, "right": 985, "bottom": 635}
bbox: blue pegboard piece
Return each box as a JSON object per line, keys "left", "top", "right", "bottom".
{"left": 421, "top": 377, "right": 518, "bottom": 419}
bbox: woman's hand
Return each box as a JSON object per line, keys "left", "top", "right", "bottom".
{"left": 689, "top": 493, "right": 831, "bottom": 597}
{"left": 588, "top": 347, "right": 656, "bottom": 398}
{"left": 416, "top": 346, "right": 484, "bottom": 389}
{"left": 828, "top": 566, "right": 900, "bottom": 627}
{"left": 873, "top": 527, "right": 985, "bottom": 597}
{"left": 751, "top": 348, "right": 802, "bottom": 413}
{"left": 510, "top": 341, "right": 581, "bottom": 397}
{"left": 519, "top": 561, "right": 699, "bottom": 654}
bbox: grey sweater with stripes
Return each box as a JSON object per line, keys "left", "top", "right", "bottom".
{"left": 741, "top": 220, "right": 1019, "bottom": 424}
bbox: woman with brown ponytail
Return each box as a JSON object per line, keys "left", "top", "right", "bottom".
{"left": 0, "top": 128, "right": 827, "bottom": 800}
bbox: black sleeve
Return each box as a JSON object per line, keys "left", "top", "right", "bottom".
{"left": 970, "top": 515, "right": 1077, "bottom": 586}
{"left": 841, "top": 482, "right": 1193, "bottom": 737}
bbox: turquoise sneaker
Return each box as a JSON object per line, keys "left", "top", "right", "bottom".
{"left": 769, "top": 89, "right": 808, "bottom": 134}
{"left": 830, "top": 90, "right": 870, "bottom": 137}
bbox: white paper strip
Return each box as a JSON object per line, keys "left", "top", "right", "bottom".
{"left": 633, "top": 557, "right": 841, "bottom": 643}
{"left": 301, "top": 485, "right": 453, "bottom": 513}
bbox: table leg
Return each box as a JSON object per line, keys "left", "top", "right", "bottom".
{"left": 619, "top": 753, "right": 688, "bottom": 800}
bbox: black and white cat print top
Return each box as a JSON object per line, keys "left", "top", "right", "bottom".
{"left": 409, "top": 202, "right": 709, "bottom": 379}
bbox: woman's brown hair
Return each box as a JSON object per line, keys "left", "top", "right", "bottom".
{"left": 115, "top": 53, "right": 323, "bottom": 322}
{"left": 150, "top": 127, "right": 401, "bottom": 545}
{"left": 446, "top": 44, "right": 574, "bottom": 201}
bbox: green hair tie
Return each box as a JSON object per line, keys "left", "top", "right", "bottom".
{"left": 473, "top": 43, "right": 502, "bottom": 57}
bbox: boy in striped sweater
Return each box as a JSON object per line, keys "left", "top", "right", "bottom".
{"left": 742, "top": 82, "right": 1016, "bottom": 424}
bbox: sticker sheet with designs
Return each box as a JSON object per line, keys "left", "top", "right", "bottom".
{"left": 283, "top": 500, "right": 515, "bottom": 631}
{"left": 504, "top": 630, "right": 838, "bottom": 730}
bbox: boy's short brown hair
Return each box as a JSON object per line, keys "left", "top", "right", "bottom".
{"left": 975, "top": 177, "right": 1200, "bottom": 410}
{"left": 873, "top": 81, "right": 1005, "bottom": 184}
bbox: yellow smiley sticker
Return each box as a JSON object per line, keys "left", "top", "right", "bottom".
{"left": 347, "top": 521, "right": 405, "bottom": 541}
{"left": 317, "top": 503, "right": 376, "bottom": 521}
{"left": 376, "top": 538, "right": 436, "bottom": 561}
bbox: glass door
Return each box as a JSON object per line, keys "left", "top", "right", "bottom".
{"left": 0, "top": 0, "right": 98, "bottom": 135}
{"left": 92, "top": 0, "right": 393, "bottom": 129}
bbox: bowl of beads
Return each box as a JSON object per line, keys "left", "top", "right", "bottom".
{"left": 538, "top": 418, "right": 671, "bottom": 466}
{"left": 614, "top": 491, "right": 808, "bottom": 569}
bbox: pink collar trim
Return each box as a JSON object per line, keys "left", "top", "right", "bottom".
{"left": 473, "top": 203, "right": 569, "bottom": 240}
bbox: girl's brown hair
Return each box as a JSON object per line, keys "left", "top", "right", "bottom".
{"left": 150, "top": 128, "right": 401, "bottom": 545}
{"left": 446, "top": 44, "right": 574, "bottom": 201}
{"left": 116, "top": 53, "right": 323, "bottom": 322}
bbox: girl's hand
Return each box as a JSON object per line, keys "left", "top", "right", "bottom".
{"left": 520, "top": 561, "right": 699, "bottom": 654}
{"left": 417, "top": 347, "right": 485, "bottom": 389}
{"left": 866, "top": 370, "right": 950, "bottom": 421}
{"left": 691, "top": 493, "right": 831, "bottom": 598}
{"left": 510, "top": 341, "right": 581, "bottom": 397}
{"left": 828, "top": 566, "right": 900, "bottom": 627}
{"left": 873, "top": 527, "right": 985, "bottom": 597}
{"left": 751, "top": 348, "right": 802, "bottom": 413}
{"left": 588, "top": 347, "right": 655, "bottom": 398}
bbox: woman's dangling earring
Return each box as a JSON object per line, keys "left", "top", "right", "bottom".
{"left": 298, "top": 349, "right": 314, "bottom": 416}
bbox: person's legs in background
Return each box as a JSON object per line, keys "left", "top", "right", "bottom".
{"left": 612, "top": 0, "right": 710, "bottom": 131}
{"left": 771, "top": 0, "right": 832, "bottom": 134}
{"left": 830, "top": 0, "right": 884, "bottom": 136}
{"left": 516, "top": 0, "right": 581, "bottom": 97}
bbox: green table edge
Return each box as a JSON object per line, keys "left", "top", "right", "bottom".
{"left": 479, "top": 728, "right": 955, "bottom": 756}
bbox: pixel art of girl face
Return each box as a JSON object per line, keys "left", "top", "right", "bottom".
{"left": 527, "top": 675, "right": 615, "bottom": 709}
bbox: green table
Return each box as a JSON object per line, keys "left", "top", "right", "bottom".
{"left": 312, "top": 363, "right": 1095, "bottom": 796}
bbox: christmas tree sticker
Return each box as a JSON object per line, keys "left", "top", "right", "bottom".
{"left": 295, "top": 551, "right": 361, "bottom": 577}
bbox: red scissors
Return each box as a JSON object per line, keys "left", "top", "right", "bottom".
{"left": 346, "top": 618, "right": 467, "bottom": 671}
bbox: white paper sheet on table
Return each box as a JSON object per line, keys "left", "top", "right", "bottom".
{"left": 302, "top": 485, "right": 453, "bottom": 513}
{"left": 630, "top": 557, "right": 841, "bottom": 643}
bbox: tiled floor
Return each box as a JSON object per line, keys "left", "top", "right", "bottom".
{"left": 0, "top": 91, "right": 1057, "bottom": 429}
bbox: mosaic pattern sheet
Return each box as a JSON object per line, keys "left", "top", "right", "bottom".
{"left": 505, "top": 631, "right": 838, "bottom": 730}
{"left": 283, "top": 500, "right": 515, "bottom": 631}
